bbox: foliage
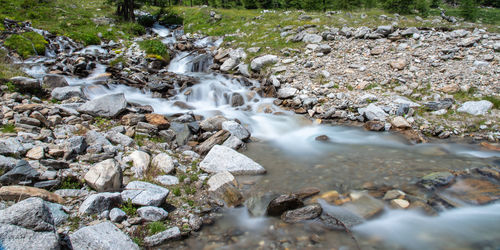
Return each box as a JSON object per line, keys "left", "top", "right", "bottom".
{"left": 137, "top": 14, "right": 156, "bottom": 27}
{"left": 148, "top": 221, "right": 166, "bottom": 235}
{"left": 3, "top": 82, "right": 17, "bottom": 92}
{"left": 184, "top": 185, "right": 196, "bottom": 195}
{"left": 460, "top": 0, "right": 478, "bottom": 21}
{"left": 416, "top": 0, "right": 430, "bottom": 17}
{"left": 121, "top": 199, "right": 138, "bottom": 216}
{"left": 0, "top": 123, "right": 16, "bottom": 133}
{"left": 430, "top": 0, "right": 440, "bottom": 7}
{"left": 172, "top": 186, "right": 181, "bottom": 196}
{"left": 59, "top": 177, "right": 83, "bottom": 189}
{"left": 383, "top": 0, "right": 416, "bottom": 14}
{"left": 138, "top": 39, "right": 170, "bottom": 61}
{"left": 484, "top": 96, "right": 500, "bottom": 109}
{"left": 4, "top": 32, "right": 48, "bottom": 59}
{"left": 67, "top": 216, "right": 81, "bottom": 231}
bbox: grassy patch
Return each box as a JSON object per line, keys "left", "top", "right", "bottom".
{"left": 58, "top": 176, "right": 83, "bottom": 189}
{"left": 138, "top": 39, "right": 170, "bottom": 62}
{"left": 148, "top": 221, "right": 166, "bottom": 235}
{"left": 120, "top": 199, "right": 138, "bottom": 216}
{"left": 93, "top": 117, "right": 114, "bottom": 131}
{"left": 172, "top": 186, "right": 181, "bottom": 196}
{"left": 483, "top": 96, "right": 500, "bottom": 109}
{"left": 4, "top": 32, "right": 48, "bottom": 59}
{"left": 0, "top": 123, "right": 16, "bottom": 133}
{"left": 67, "top": 216, "right": 81, "bottom": 231}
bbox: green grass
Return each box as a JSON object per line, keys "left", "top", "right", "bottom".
{"left": 148, "top": 221, "right": 166, "bottom": 235}
{"left": 172, "top": 186, "right": 181, "bottom": 196}
{"left": 183, "top": 185, "right": 196, "bottom": 195}
{"left": 138, "top": 39, "right": 170, "bottom": 62}
{"left": 120, "top": 199, "right": 138, "bottom": 216}
{"left": 484, "top": 96, "right": 500, "bottom": 109}
{"left": 0, "top": 123, "right": 16, "bottom": 133}
{"left": 67, "top": 216, "right": 81, "bottom": 231}
{"left": 4, "top": 32, "right": 48, "bottom": 59}
{"left": 59, "top": 177, "right": 83, "bottom": 189}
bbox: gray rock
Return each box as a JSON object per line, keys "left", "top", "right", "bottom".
{"left": 0, "top": 138, "right": 26, "bottom": 157}
{"left": 121, "top": 181, "right": 169, "bottom": 207}
{"left": 43, "top": 74, "right": 69, "bottom": 89}
{"left": 220, "top": 57, "right": 239, "bottom": 72}
{"left": 277, "top": 87, "right": 298, "bottom": 99}
{"left": 342, "top": 193, "right": 384, "bottom": 219}
{"left": 458, "top": 37, "right": 481, "bottom": 47}
{"left": 221, "top": 121, "right": 250, "bottom": 140}
{"left": 63, "top": 136, "right": 87, "bottom": 159}
{"left": 51, "top": 86, "right": 84, "bottom": 101}
{"left": 151, "top": 153, "right": 175, "bottom": 174}
{"left": 77, "top": 93, "right": 127, "bottom": 118}
{"left": 155, "top": 175, "right": 179, "bottom": 186}
{"left": 281, "top": 204, "right": 322, "bottom": 223}
{"left": 0, "top": 155, "right": 17, "bottom": 171}
{"left": 0, "top": 197, "right": 54, "bottom": 231}
{"left": 424, "top": 100, "right": 452, "bottom": 111}
{"left": 143, "top": 227, "right": 181, "bottom": 247}
{"left": 401, "top": 27, "right": 419, "bottom": 36}
{"left": 0, "top": 223, "right": 59, "bottom": 250}
{"left": 45, "top": 202, "right": 69, "bottom": 226}
{"left": 70, "top": 222, "right": 139, "bottom": 250}
{"left": 0, "top": 160, "right": 39, "bottom": 185}
{"left": 106, "top": 131, "right": 135, "bottom": 147}
{"left": 137, "top": 206, "right": 168, "bottom": 222}
{"left": 200, "top": 115, "right": 228, "bottom": 132}
{"left": 419, "top": 172, "right": 455, "bottom": 188}
{"left": 54, "top": 189, "right": 89, "bottom": 198}
{"left": 494, "top": 42, "right": 500, "bottom": 52}
{"left": 79, "top": 192, "right": 122, "bottom": 215}
{"left": 200, "top": 145, "right": 266, "bottom": 175}
{"left": 188, "top": 214, "right": 202, "bottom": 231}
{"left": 222, "top": 135, "right": 244, "bottom": 150}
{"left": 302, "top": 33, "right": 322, "bottom": 43}
{"left": 457, "top": 100, "right": 493, "bottom": 116}
{"left": 231, "top": 92, "right": 245, "bottom": 107}
{"left": 238, "top": 64, "right": 251, "bottom": 77}
{"left": 354, "top": 26, "right": 371, "bottom": 39}
{"left": 358, "top": 103, "right": 387, "bottom": 121}
{"left": 169, "top": 122, "right": 191, "bottom": 145}
{"left": 9, "top": 77, "right": 41, "bottom": 92}
{"left": 250, "top": 55, "right": 278, "bottom": 72}
{"left": 315, "top": 44, "right": 331, "bottom": 54}
{"left": 84, "top": 159, "right": 123, "bottom": 192}
{"left": 109, "top": 208, "right": 127, "bottom": 223}
{"left": 375, "top": 25, "right": 393, "bottom": 36}
{"left": 319, "top": 200, "right": 364, "bottom": 229}
{"left": 136, "top": 122, "right": 158, "bottom": 135}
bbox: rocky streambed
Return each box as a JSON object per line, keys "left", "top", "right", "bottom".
{"left": 0, "top": 17, "right": 499, "bottom": 250}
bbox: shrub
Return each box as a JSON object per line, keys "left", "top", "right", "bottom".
{"left": 121, "top": 199, "right": 138, "bottom": 216}
{"left": 460, "top": 0, "right": 478, "bottom": 21}
{"left": 138, "top": 39, "right": 170, "bottom": 61}
{"left": 1, "top": 123, "right": 16, "bottom": 133}
{"left": 68, "top": 31, "right": 101, "bottom": 46}
{"left": 4, "top": 32, "right": 48, "bottom": 59}
{"left": 159, "top": 14, "right": 184, "bottom": 25}
{"left": 430, "top": 0, "right": 440, "bottom": 8}
{"left": 416, "top": 0, "right": 430, "bottom": 17}
{"left": 384, "top": 0, "right": 415, "bottom": 14}
{"left": 137, "top": 14, "right": 156, "bottom": 27}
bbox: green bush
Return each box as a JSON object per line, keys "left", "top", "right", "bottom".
{"left": 416, "top": 0, "right": 430, "bottom": 17}
{"left": 430, "top": 0, "right": 440, "bottom": 8}
{"left": 137, "top": 14, "right": 156, "bottom": 27}
{"left": 4, "top": 32, "right": 48, "bottom": 59}
{"left": 68, "top": 31, "right": 101, "bottom": 46}
{"left": 138, "top": 39, "right": 170, "bottom": 61}
{"left": 460, "top": 0, "right": 478, "bottom": 21}
{"left": 159, "top": 14, "right": 184, "bottom": 25}
{"left": 384, "top": 0, "right": 415, "bottom": 14}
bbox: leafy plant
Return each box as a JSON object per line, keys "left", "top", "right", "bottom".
{"left": 460, "top": 0, "right": 479, "bottom": 21}
{"left": 138, "top": 39, "right": 170, "bottom": 62}
{"left": 184, "top": 185, "right": 196, "bottom": 195}
{"left": 1, "top": 124, "right": 16, "bottom": 133}
{"left": 416, "top": 0, "right": 430, "bottom": 17}
{"left": 148, "top": 221, "right": 166, "bottom": 235}
{"left": 121, "top": 199, "right": 138, "bottom": 216}
{"left": 484, "top": 96, "right": 500, "bottom": 109}
{"left": 137, "top": 14, "right": 156, "bottom": 27}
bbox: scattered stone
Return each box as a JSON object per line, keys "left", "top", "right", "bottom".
{"left": 77, "top": 93, "right": 127, "bottom": 118}
{"left": 151, "top": 153, "right": 175, "bottom": 174}
{"left": 0, "top": 160, "right": 39, "bottom": 185}
{"left": 419, "top": 172, "right": 455, "bottom": 189}
{"left": 79, "top": 192, "right": 122, "bottom": 215}
{"left": 145, "top": 113, "right": 170, "bottom": 130}
{"left": 200, "top": 115, "right": 228, "bottom": 132}
{"left": 143, "top": 227, "right": 181, "bottom": 247}
{"left": 207, "top": 171, "right": 243, "bottom": 207}
{"left": 0, "top": 185, "right": 64, "bottom": 203}
{"left": 358, "top": 103, "right": 387, "bottom": 121}
{"left": 266, "top": 194, "right": 304, "bottom": 216}
{"left": 128, "top": 150, "right": 151, "bottom": 178}
{"left": 0, "top": 138, "right": 26, "bottom": 157}
{"left": 342, "top": 193, "right": 384, "bottom": 219}
{"left": 390, "top": 199, "right": 410, "bottom": 209}
{"left": 281, "top": 204, "right": 322, "bottom": 223}
{"left": 137, "top": 206, "right": 168, "bottom": 222}
{"left": 391, "top": 116, "right": 411, "bottom": 129}
{"left": 155, "top": 175, "right": 179, "bottom": 186}
{"left": 109, "top": 208, "right": 127, "bottom": 223}
{"left": 277, "top": 87, "right": 298, "bottom": 99}
{"left": 389, "top": 58, "right": 407, "bottom": 70}
{"left": 250, "top": 55, "right": 278, "bottom": 72}
{"left": 457, "top": 100, "right": 493, "bottom": 116}
{"left": 0, "top": 197, "right": 55, "bottom": 231}
{"left": 383, "top": 189, "right": 405, "bottom": 200}
{"left": 121, "top": 181, "right": 169, "bottom": 207}
{"left": 26, "top": 146, "right": 44, "bottom": 160}
{"left": 84, "top": 159, "right": 123, "bottom": 192}
{"left": 222, "top": 121, "right": 250, "bottom": 140}
{"left": 42, "top": 74, "right": 69, "bottom": 89}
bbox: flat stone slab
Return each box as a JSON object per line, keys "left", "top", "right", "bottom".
{"left": 70, "top": 222, "right": 139, "bottom": 250}
{"left": 121, "top": 181, "right": 169, "bottom": 207}
{"left": 200, "top": 145, "right": 266, "bottom": 175}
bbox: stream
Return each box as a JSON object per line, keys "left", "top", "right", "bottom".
{"left": 20, "top": 24, "right": 500, "bottom": 250}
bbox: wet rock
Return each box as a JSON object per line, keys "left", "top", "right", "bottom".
{"left": 266, "top": 194, "right": 304, "bottom": 216}
{"left": 419, "top": 172, "right": 455, "bottom": 189}
{"left": 200, "top": 145, "right": 266, "bottom": 175}
{"left": 109, "top": 208, "right": 127, "bottom": 223}
{"left": 222, "top": 121, "right": 250, "bottom": 140}
{"left": 342, "top": 193, "right": 384, "bottom": 219}
{"left": 383, "top": 189, "right": 405, "bottom": 200}
{"left": 197, "top": 130, "right": 231, "bottom": 155}
{"left": 0, "top": 160, "right": 39, "bottom": 185}
{"left": 128, "top": 150, "right": 151, "bottom": 178}
{"left": 9, "top": 76, "right": 41, "bottom": 92}
{"left": 0, "top": 138, "right": 26, "bottom": 157}
{"left": 439, "top": 177, "right": 500, "bottom": 205}
{"left": 155, "top": 175, "right": 179, "bottom": 186}
{"left": 200, "top": 115, "right": 228, "bottom": 132}
{"left": 364, "top": 120, "right": 385, "bottom": 131}
{"left": 293, "top": 187, "right": 321, "bottom": 200}
{"left": 222, "top": 135, "right": 244, "bottom": 150}
{"left": 319, "top": 201, "right": 364, "bottom": 229}
{"left": 137, "top": 206, "right": 168, "bottom": 222}
{"left": 84, "top": 159, "right": 123, "bottom": 192}
{"left": 121, "top": 181, "right": 169, "bottom": 207}
{"left": 311, "top": 190, "right": 340, "bottom": 204}
{"left": 277, "top": 87, "right": 298, "bottom": 99}
{"left": 315, "top": 135, "right": 330, "bottom": 142}
{"left": 250, "top": 55, "right": 278, "bottom": 72}
{"left": 151, "top": 153, "right": 175, "bottom": 174}
{"left": 145, "top": 113, "right": 170, "bottom": 130}
{"left": 231, "top": 93, "right": 245, "bottom": 107}
{"left": 42, "top": 74, "right": 69, "bottom": 89}
{"left": 457, "top": 100, "right": 493, "bottom": 116}
{"left": 208, "top": 171, "right": 243, "bottom": 207}
{"left": 79, "top": 192, "right": 122, "bottom": 215}
{"left": 0, "top": 185, "right": 64, "bottom": 203}
{"left": 143, "top": 226, "right": 181, "bottom": 247}
{"left": 220, "top": 57, "right": 239, "bottom": 72}
{"left": 281, "top": 204, "right": 322, "bottom": 223}
{"left": 0, "top": 197, "right": 54, "bottom": 231}
{"left": 70, "top": 222, "right": 139, "bottom": 250}
{"left": 390, "top": 199, "right": 410, "bottom": 209}
{"left": 77, "top": 93, "right": 127, "bottom": 118}
{"left": 51, "top": 86, "right": 84, "bottom": 101}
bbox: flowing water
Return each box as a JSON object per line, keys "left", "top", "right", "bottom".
{"left": 20, "top": 24, "right": 500, "bottom": 250}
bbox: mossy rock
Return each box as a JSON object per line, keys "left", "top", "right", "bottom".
{"left": 4, "top": 32, "right": 48, "bottom": 59}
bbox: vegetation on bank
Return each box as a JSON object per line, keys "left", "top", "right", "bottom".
{"left": 138, "top": 39, "right": 171, "bottom": 62}
{"left": 4, "top": 32, "right": 47, "bottom": 59}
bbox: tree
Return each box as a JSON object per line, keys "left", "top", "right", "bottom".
{"left": 460, "top": 0, "right": 478, "bottom": 21}
{"left": 108, "top": 0, "right": 137, "bottom": 20}
{"left": 384, "top": 0, "right": 415, "bottom": 14}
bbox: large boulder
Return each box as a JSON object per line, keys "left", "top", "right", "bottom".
{"left": 200, "top": 145, "right": 266, "bottom": 175}
{"left": 121, "top": 181, "right": 169, "bottom": 206}
{"left": 0, "top": 197, "right": 55, "bottom": 231}
{"left": 77, "top": 93, "right": 127, "bottom": 118}
{"left": 84, "top": 159, "right": 123, "bottom": 192}
{"left": 42, "top": 74, "right": 69, "bottom": 89}
{"left": 457, "top": 100, "right": 493, "bottom": 116}
{"left": 250, "top": 55, "right": 278, "bottom": 72}
{"left": 151, "top": 153, "right": 175, "bottom": 174}
{"left": 358, "top": 104, "right": 388, "bottom": 121}
{"left": 70, "top": 222, "right": 139, "bottom": 250}
{"left": 0, "top": 160, "right": 39, "bottom": 185}
{"left": 51, "top": 86, "right": 84, "bottom": 101}
{"left": 79, "top": 192, "right": 122, "bottom": 215}
{"left": 9, "top": 76, "right": 41, "bottom": 92}
{"left": 0, "top": 223, "right": 60, "bottom": 250}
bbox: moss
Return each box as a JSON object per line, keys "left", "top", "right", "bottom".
{"left": 138, "top": 39, "right": 170, "bottom": 62}
{"left": 4, "top": 32, "right": 48, "bottom": 59}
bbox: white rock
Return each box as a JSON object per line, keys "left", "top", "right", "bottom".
{"left": 221, "top": 121, "right": 250, "bottom": 140}
{"left": 457, "top": 100, "right": 493, "bottom": 116}
{"left": 358, "top": 104, "right": 388, "bottom": 121}
{"left": 70, "top": 222, "right": 139, "bottom": 250}
{"left": 200, "top": 145, "right": 266, "bottom": 175}
{"left": 155, "top": 175, "right": 179, "bottom": 186}
{"left": 121, "top": 181, "right": 169, "bottom": 207}
{"left": 207, "top": 171, "right": 238, "bottom": 192}
{"left": 391, "top": 116, "right": 411, "bottom": 129}
{"left": 250, "top": 55, "right": 278, "bottom": 71}
{"left": 151, "top": 153, "right": 175, "bottom": 174}
{"left": 128, "top": 151, "right": 151, "bottom": 178}
{"left": 137, "top": 206, "right": 168, "bottom": 222}
{"left": 277, "top": 87, "right": 298, "bottom": 99}
{"left": 84, "top": 159, "right": 122, "bottom": 192}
